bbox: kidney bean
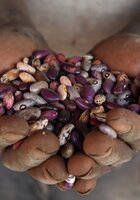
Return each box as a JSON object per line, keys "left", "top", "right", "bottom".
{"left": 30, "top": 81, "right": 48, "bottom": 94}
{"left": 75, "top": 97, "right": 90, "bottom": 110}
{"left": 58, "top": 109, "right": 71, "bottom": 123}
{"left": 13, "top": 99, "right": 36, "bottom": 111}
{"left": 61, "top": 142, "right": 75, "bottom": 159}
{"left": 16, "top": 107, "right": 41, "bottom": 120}
{"left": 40, "top": 88, "right": 60, "bottom": 102}
{"left": 23, "top": 92, "right": 46, "bottom": 105}
{"left": 41, "top": 110, "right": 58, "bottom": 121}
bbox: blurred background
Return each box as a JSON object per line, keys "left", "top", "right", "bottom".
{"left": 0, "top": 0, "right": 140, "bottom": 199}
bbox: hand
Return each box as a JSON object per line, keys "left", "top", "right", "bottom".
{"left": 62, "top": 33, "right": 140, "bottom": 194}
{"left": 0, "top": 29, "right": 68, "bottom": 185}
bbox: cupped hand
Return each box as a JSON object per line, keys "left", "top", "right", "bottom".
{"left": 62, "top": 33, "right": 140, "bottom": 194}
{"left": 0, "top": 30, "right": 68, "bottom": 185}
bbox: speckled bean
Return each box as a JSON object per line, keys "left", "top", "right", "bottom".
{"left": 30, "top": 81, "right": 48, "bottom": 94}
{"left": 16, "top": 107, "right": 41, "bottom": 120}
{"left": 60, "top": 76, "right": 72, "bottom": 86}
{"left": 13, "top": 99, "right": 36, "bottom": 111}
{"left": 19, "top": 72, "right": 36, "bottom": 83}
{"left": 29, "top": 119, "right": 48, "bottom": 132}
{"left": 58, "top": 123, "right": 75, "bottom": 146}
{"left": 23, "top": 92, "right": 46, "bottom": 105}
{"left": 16, "top": 62, "right": 36, "bottom": 74}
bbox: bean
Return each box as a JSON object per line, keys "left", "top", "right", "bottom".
{"left": 0, "top": 69, "right": 19, "bottom": 83}
{"left": 80, "top": 85, "right": 95, "bottom": 104}
{"left": 70, "top": 129, "right": 84, "bottom": 150}
{"left": 79, "top": 110, "right": 90, "bottom": 123}
{"left": 103, "top": 79, "right": 115, "bottom": 94}
{"left": 98, "top": 123, "right": 117, "bottom": 138}
{"left": 58, "top": 109, "right": 71, "bottom": 123}
{"left": 16, "top": 62, "right": 36, "bottom": 74}
{"left": 13, "top": 99, "right": 36, "bottom": 111}
{"left": 45, "top": 122, "right": 54, "bottom": 132}
{"left": 102, "top": 71, "right": 116, "bottom": 82}
{"left": 32, "top": 50, "right": 49, "bottom": 59}
{"left": 29, "top": 119, "right": 48, "bottom": 132}
{"left": 61, "top": 142, "right": 75, "bottom": 159}
{"left": 91, "top": 64, "right": 108, "bottom": 72}
{"left": 19, "top": 72, "right": 36, "bottom": 83}
{"left": 16, "top": 107, "right": 41, "bottom": 120}
{"left": 75, "top": 97, "right": 90, "bottom": 110}
{"left": 3, "top": 92, "right": 14, "bottom": 110}
{"left": 94, "top": 94, "right": 106, "bottom": 105}
{"left": 112, "top": 80, "right": 128, "bottom": 95}
{"left": 40, "top": 88, "right": 60, "bottom": 102}
{"left": 80, "top": 70, "right": 89, "bottom": 78}
{"left": 57, "top": 84, "right": 67, "bottom": 101}
{"left": 60, "top": 76, "right": 72, "bottom": 86}
{"left": 30, "top": 81, "right": 48, "bottom": 94}
{"left": 46, "top": 66, "right": 59, "bottom": 80}
{"left": 41, "top": 110, "right": 58, "bottom": 121}
{"left": 64, "top": 175, "right": 76, "bottom": 188}
{"left": 67, "top": 86, "right": 80, "bottom": 100}
{"left": 58, "top": 123, "right": 75, "bottom": 146}
{"left": 75, "top": 74, "right": 88, "bottom": 85}
{"left": 23, "top": 92, "right": 46, "bottom": 105}
{"left": 63, "top": 100, "right": 76, "bottom": 112}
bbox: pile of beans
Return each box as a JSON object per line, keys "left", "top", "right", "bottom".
{"left": 0, "top": 50, "right": 140, "bottom": 187}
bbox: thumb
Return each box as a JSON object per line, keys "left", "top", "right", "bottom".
{"left": 106, "top": 108, "right": 140, "bottom": 150}
{"left": 91, "top": 33, "right": 140, "bottom": 77}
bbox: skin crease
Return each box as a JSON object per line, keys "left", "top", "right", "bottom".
{"left": 0, "top": 0, "right": 140, "bottom": 195}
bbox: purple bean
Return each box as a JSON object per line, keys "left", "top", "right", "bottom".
{"left": 112, "top": 80, "right": 128, "bottom": 95}
{"left": 105, "top": 102, "right": 122, "bottom": 110}
{"left": 128, "top": 104, "right": 140, "bottom": 113}
{"left": 91, "top": 70, "right": 102, "bottom": 79}
{"left": 14, "top": 91, "right": 23, "bottom": 102}
{"left": 103, "top": 79, "right": 115, "bottom": 93}
{"left": 40, "top": 88, "right": 60, "bottom": 102}
{"left": 91, "top": 79, "right": 102, "bottom": 93}
{"left": 102, "top": 71, "right": 116, "bottom": 82}
{"left": 116, "top": 90, "right": 132, "bottom": 106}
{"left": 0, "top": 84, "right": 17, "bottom": 93}
{"left": 58, "top": 109, "right": 71, "bottom": 123}
{"left": 80, "top": 85, "right": 95, "bottom": 104}
{"left": 75, "top": 97, "right": 90, "bottom": 110}
{"left": 61, "top": 62, "right": 81, "bottom": 74}
{"left": 51, "top": 101, "right": 65, "bottom": 110}
{"left": 45, "top": 122, "right": 54, "bottom": 132}
{"left": 91, "top": 64, "right": 108, "bottom": 72}
{"left": 70, "top": 109, "right": 82, "bottom": 124}
{"left": 75, "top": 74, "right": 88, "bottom": 85}
{"left": 63, "top": 100, "right": 76, "bottom": 112}
{"left": 19, "top": 82, "right": 30, "bottom": 91}
{"left": 67, "top": 74, "right": 76, "bottom": 85}
{"left": 41, "top": 110, "right": 58, "bottom": 121}
{"left": 32, "top": 50, "right": 50, "bottom": 59}
{"left": 70, "top": 129, "right": 84, "bottom": 150}
{"left": 106, "top": 93, "right": 117, "bottom": 102}
{"left": 45, "top": 66, "right": 59, "bottom": 80}
{"left": 54, "top": 122, "right": 64, "bottom": 134}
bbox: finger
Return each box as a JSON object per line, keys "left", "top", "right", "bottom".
{"left": 107, "top": 108, "right": 140, "bottom": 150}
{"left": 73, "top": 178, "right": 97, "bottom": 195}
{"left": 92, "top": 33, "right": 140, "bottom": 77}
{"left": 28, "top": 155, "right": 68, "bottom": 184}
{"left": 0, "top": 115, "right": 29, "bottom": 152}
{"left": 2, "top": 130, "right": 59, "bottom": 171}
{"left": 57, "top": 178, "right": 97, "bottom": 195}
{"left": 67, "top": 153, "right": 111, "bottom": 179}
{"left": 83, "top": 130, "right": 134, "bottom": 167}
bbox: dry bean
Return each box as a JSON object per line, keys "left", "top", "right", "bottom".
{"left": 80, "top": 70, "right": 89, "bottom": 78}
{"left": 41, "top": 110, "right": 58, "bottom": 121}
{"left": 45, "top": 122, "right": 54, "bottom": 132}
{"left": 46, "top": 66, "right": 59, "bottom": 80}
{"left": 3, "top": 92, "right": 14, "bottom": 110}
{"left": 60, "top": 76, "right": 72, "bottom": 86}
{"left": 61, "top": 142, "right": 75, "bottom": 159}
{"left": 29, "top": 119, "right": 48, "bottom": 132}
{"left": 67, "top": 86, "right": 80, "bottom": 100}
{"left": 90, "top": 106, "right": 104, "bottom": 118}
{"left": 79, "top": 110, "right": 90, "bottom": 123}
{"left": 58, "top": 123, "right": 75, "bottom": 146}
{"left": 23, "top": 92, "right": 46, "bottom": 105}
{"left": 13, "top": 99, "right": 36, "bottom": 111}
{"left": 40, "top": 88, "right": 60, "bottom": 102}
{"left": 49, "top": 81, "right": 59, "bottom": 91}
{"left": 91, "top": 64, "right": 108, "bottom": 72}
{"left": 63, "top": 100, "right": 76, "bottom": 112}
{"left": 94, "top": 94, "right": 106, "bottom": 105}
{"left": 16, "top": 62, "right": 36, "bottom": 74}
{"left": 75, "top": 97, "right": 90, "bottom": 110}
{"left": 0, "top": 69, "right": 19, "bottom": 83}
{"left": 58, "top": 109, "right": 71, "bottom": 123}
{"left": 57, "top": 84, "right": 67, "bottom": 101}
{"left": 16, "top": 107, "right": 41, "bottom": 120}
{"left": 19, "top": 72, "right": 36, "bottom": 83}
{"left": 99, "top": 123, "right": 117, "bottom": 138}
{"left": 64, "top": 175, "right": 76, "bottom": 188}
{"left": 102, "top": 71, "right": 116, "bottom": 82}
{"left": 30, "top": 81, "right": 48, "bottom": 94}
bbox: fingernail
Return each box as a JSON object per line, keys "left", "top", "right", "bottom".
{"left": 98, "top": 123, "right": 117, "bottom": 139}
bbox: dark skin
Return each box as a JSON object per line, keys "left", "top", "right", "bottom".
{"left": 0, "top": 0, "right": 140, "bottom": 195}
